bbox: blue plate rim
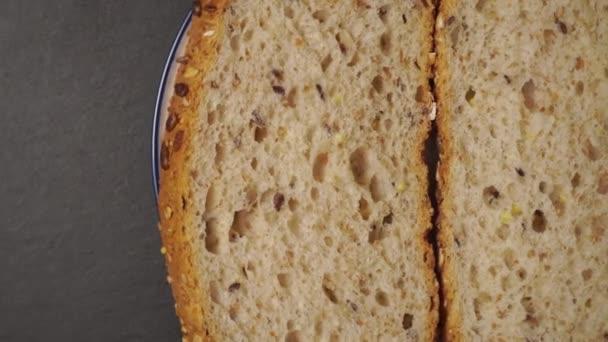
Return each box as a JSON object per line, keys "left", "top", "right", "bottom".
{"left": 152, "top": 11, "right": 192, "bottom": 200}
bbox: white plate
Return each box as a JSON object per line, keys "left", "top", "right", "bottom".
{"left": 152, "top": 11, "right": 192, "bottom": 197}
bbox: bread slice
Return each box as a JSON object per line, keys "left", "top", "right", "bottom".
{"left": 158, "top": 0, "right": 438, "bottom": 340}
{"left": 435, "top": 1, "right": 608, "bottom": 340}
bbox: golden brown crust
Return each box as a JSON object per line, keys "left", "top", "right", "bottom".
{"left": 158, "top": 1, "right": 230, "bottom": 341}
{"left": 434, "top": 0, "right": 464, "bottom": 341}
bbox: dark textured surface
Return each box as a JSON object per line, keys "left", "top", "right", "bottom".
{"left": 0, "top": 1, "right": 189, "bottom": 341}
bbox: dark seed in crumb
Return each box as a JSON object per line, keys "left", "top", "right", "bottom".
{"left": 166, "top": 112, "right": 180, "bottom": 132}
{"left": 273, "top": 193, "right": 285, "bottom": 211}
{"left": 272, "top": 85, "right": 286, "bottom": 95}
{"left": 349, "top": 301, "right": 358, "bottom": 311}
{"left": 228, "top": 282, "right": 241, "bottom": 292}
{"left": 204, "top": 4, "right": 218, "bottom": 13}
{"left": 315, "top": 84, "right": 325, "bottom": 100}
{"left": 382, "top": 212, "right": 393, "bottom": 225}
{"left": 402, "top": 313, "right": 413, "bottom": 330}
{"left": 516, "top": 168, "right": 525, "bottom": 177}
{"left": 447, "top": 16, "right": 456, "bottom": 25}
{"left": 402, "top": 14, "right": 407, "bottom": 24}
{"left": 175, "top": 83, "right": 189, "bottom": 97}
{"left": 455, "top": 238, "right": 461, "bottom": 247}
{"left": 160, "top": 142, "right": 170, "bottom": 170}
{"left": 192, "top": 1, "right": 202, "bottom": 16}
{"left": 210, "top": 81, "right": 219, "bottom": 89}
{"left": 504, "top": 75, "right": 511, "bottom": 84}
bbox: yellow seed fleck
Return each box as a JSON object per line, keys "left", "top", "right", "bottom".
{"left": 396, "top": 183, "right": 407, "bottom": 192}
{"left": 183, "top": 66, "right": 199, "bottom": 78}
{"left": 333, "top": 95, "right": 343, "bottom": 105}
{"left": 160, "top": 246, "right": 167, "bottom": 255}
{"left": 501, "top": 212, "right": 512, "bottom": 223}
{"left": 335, "top": 134, "right": 345, "bottom": 144}
{"left": 511, "top": 204, "right": 522, "bottom": 216}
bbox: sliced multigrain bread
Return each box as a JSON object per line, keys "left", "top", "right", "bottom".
{"left": 158, "top": 0, "right": 437, "bottom": 340}
{"left": 435, "top": 0, "right": 608, "bottom": 340}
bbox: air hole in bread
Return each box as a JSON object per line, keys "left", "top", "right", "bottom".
{"left": 549, "top": 185, "right": 566, "bottom": 216}
{"left": 284, "top": 6, "right": 294, "bottom": 19}
{"left": 378, "top": 5, "right": 390, "bottom": 23}
{"left": 539, "top": 181, "right": 547, "bottom": 193}
{"left": 358, "top": 197, "right": 371, "bottom": 220}
{"left": 288, "top": 215, "right": 301, "bottom": 236}
{"left": 312, "top": 9, "right": 330, "bottom": 23}
{"left": 532, "top": 210, "right": 547, "bottom": 233}
{"left": 283, "top": 88, "right": 297, "bottom": 108}
{"left": 285, "top": 330, "right": 302, "bottom": 342}
{"left": 482, "top": 186, "right": 500, "bottom": 206}
{"left": 475, "top": 0, "right": 488, "bottom": 11}
{"left": 321, "top": 54, "right": 333, "bottom": 72}
{"left": 368, "top": 224, "right": 385, "bottom": 244}
{"left": 582, "top": 139, "right": 600, "bottom": 161}
{"left": 215, "top": 143, "right": 225, "bottom": 164}
{"left": 415, "top": 85, "right": 425, "bottom": 102}
{"left": 496, "top": 224, "right": 509, "bottom": 241}
{"left": 571, "top": 172, "right": 581, "bottom": 188}
{"left": 204, "top": 219, "right": 221, "bottom": 254}
{"left": 517, "top": 268, "right": 527, "bottom": 280}
{"left": 277, "top": 273, "right": 291, "bottom": 288}
{"left": 350, "top": 147, "right": 370, "bottom": 185}
{"left": 402, "top": 313, "right": 413, "bottom": 330}
{"left": 575, "top": 81, "right": 584, "bottom": 95}
{"left": 207, "top": 110, "right": 216, "bottom": 124}
{"left": 375, "top": 290, "right": 390, "bottom": 306}
{"left": 243, "top": 29, "right": 253, "bottom": 42}
{"left": 254, "top": 127, "right": 268, "bottom": 142}
{"left": 230, "top": 210, "right": 253, "bottom": 241}
{"left": 380, "top": 31, "right": 392, "bottom": 55}
{"left": 465, "top": 87, "right": 476, "bottom": 103}
{"left": 230, "top": 34, "right": 240, "bottom": 52}
{"left": 288, "top": 198, "right": 298, "bottom": 212}
{"left": 384, "top": 118, "right": 393, "bottom": 130}
{"left": 335, "top": 30, "right": 354, "bottom": 55}
{"left": 209, "top": 280, "right": 221, "bottom": 304}
{"left": 503, "top": 248, "right": 516, "bottom": 270}
{"left": 597, "top": 171, "right": 608, "bottom": 194}
{"left": 370, "top": 175, "right": 387, "bottom": 202}
{"left": 322, "top": 284, "right": 338, "bottom": 304}
{"left": 372, "top": 75, "right": 384, "bottom": 94}
{"left": 581, "top": 269, "right": 593, "bottom": 281}
{"left": 310, "top": 187, "right": 319, "bottom": 201}
{"left": 205, "top": 184, "right": 219, "bottom": 212}
{"left": 521, "top": 79, "right": 537, "bottom": 110}
{"left": 347, "top": 51, "right": 360, "bottom": 66}
{"left": 313, "top": 153, "right": 329, "bottom": 182}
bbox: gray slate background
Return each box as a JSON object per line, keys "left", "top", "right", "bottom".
{"left": 0, "top": 1, "right": 190, "bottom": 341}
